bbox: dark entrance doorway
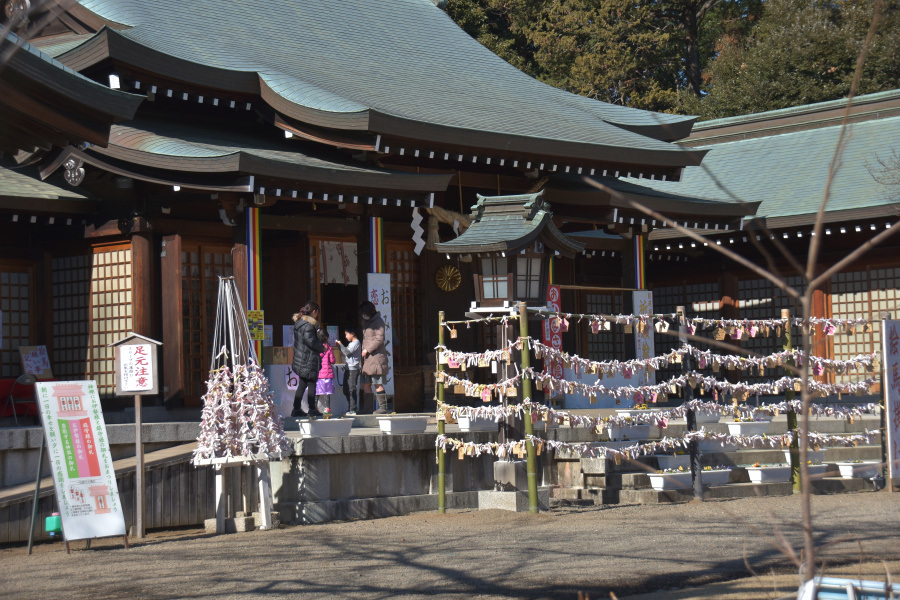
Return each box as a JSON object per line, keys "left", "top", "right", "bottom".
{"left": 321, "top": 283, "right": 360, "bottom": 339}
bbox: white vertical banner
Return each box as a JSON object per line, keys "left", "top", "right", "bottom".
{"left": 882, "top": 319, "right": 900, "bottom": 481}
{"left": 367, "top": 273, "right": 395, "bottom": 395}
{"left": 633, "top": 290, "right": 655, "bottom": 390}
{"left": 35, "top": 380, "right": 126, "bottom": 541}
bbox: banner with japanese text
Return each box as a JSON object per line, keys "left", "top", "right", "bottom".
{"left": 367, "top": 273, "right": 395, "bottom": 395}
{"left": 35, "top": 380, "right": 126, "bottom": 541}
{"left": 882, "top": 319, "right": 900, "bottom": 480}
{"left": 543, "top": 284, "right": 564, "bottom": 381}
{"left": 633, "top": 290, "right": 655, "bottom": 390}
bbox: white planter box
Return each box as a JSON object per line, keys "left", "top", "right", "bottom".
{"left": 836, "top": 462, "right": 880, "bottom": 479}
{"left": 649, "top": 471, "right": 692, "bottom": 490}
{"left": 377, "top": 415, "right": 429, "bottom": 435}
{"left": 614, "top": 409, "right": 663, "bottom": 419}
{"left": 607, "top": 424, "right": 651, "bottom": 441}
{"left": 807, "top": 464, "right": 827, "bottom": 477}
{"left": 297, "top": 418, "right": 354, "bottom": 439}
{"left": 654, "top": 454, "right": 691, "bottom": 470}
{"left": 782, "top": 449, "right": 825, "bottom": 464}
{"left": 698, "top": 439, "right": 736, "bottom": 452}
{"left": 746, "top": 465, "right": 791, "bottom": 483}
{"left": 681, "top": 411, "right": 721, "bottom": 424}
{"left": 727, "top": 421, "right": 770, "bottom": 436}
{"left": 458, "top": 415, "right": 498, "bottom": 432}
{"left": 701, "top": 469, "right": 731, "bottom": 486}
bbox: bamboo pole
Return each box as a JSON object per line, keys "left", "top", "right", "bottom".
{"left": 519, "top": 302, "right": 539, "bottom": 514}
{"left": 783, "top": 308, "right": 800, "bottom": 492}
{"left": 437, "top": 311, "right": 446, "bottom": 513}
{"left": 679, "top": 306, "right": 702, "bottom": 500}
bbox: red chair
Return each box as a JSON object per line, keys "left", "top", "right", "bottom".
{"left": 0, "top": 374, "right": 39, "bottom": 426}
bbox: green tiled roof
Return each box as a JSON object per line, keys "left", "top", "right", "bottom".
{"left": 0, "top": 162, "right": 96, "bottom": 214}
{"left": 91, "top": 118, "right": 451, "bottom": 191}
{"left": 436, "top": 190, "right": 584, "bottom": 257}
{"left": 59, "top": 0, "right": 700, "bottom": 165}
{"left": 624, "top": 113, "right": 900, "bottom": 222}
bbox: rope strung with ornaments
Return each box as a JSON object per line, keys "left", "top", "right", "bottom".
{"left": 435, "top": 429, "right": 879, "bottom": 460}
{"left": 528, "top": 309, "right": 870, "bottom": 337}
{"left": 439, "top": 398, "right": 882, "bottom": 432}
{"left": 437, "top": 310, "right": 870, "bottom": 335}
{"left": 435, "top": 338, "right": 877, "bottom": 379}
{"left": 436, "top": 367, "right": 877, "bottom": 404}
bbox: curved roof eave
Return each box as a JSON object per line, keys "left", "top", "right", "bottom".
{"left": 92, "top": 121, "right": 451, "bottom": 192}
{"left": 369, "top": 111, "right": 708, "bottom": 168}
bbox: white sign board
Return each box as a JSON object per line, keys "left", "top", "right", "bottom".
{"left": 119, "top": 344, "right": 153, "bottom": 392}
{"left": 882, "top": 320, "right": 900, "bottom": 480}
{"left": 35, "top": 380, "right": 126, "bottom": 541}
{"left": 367, "top": 273, "right": 395, "bottom": 395}
{"left": 283, "top": 325, "right": 295, "bottom": 348}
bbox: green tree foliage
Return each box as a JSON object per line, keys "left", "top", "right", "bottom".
{"left": 681, "top": 0, "right": 900, "bottom": 119}
{"left": 445, "top": 0, "right": 762, "bottom": 112}
{"left": 445, "top": 0, "right": 898, "bottom": 119}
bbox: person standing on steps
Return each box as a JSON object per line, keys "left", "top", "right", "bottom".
{"left": 359, "top": 301, "right": 390, "bottom": 414}
{"left": 338, "top": 326, "right": 362, "bottom": 415}
{"left": 291, "top": 301, "right": 325, "bottom": 418}
{"left": 316, "top": 326, "right": 336, "bottom": 416}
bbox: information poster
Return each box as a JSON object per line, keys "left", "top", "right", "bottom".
{"left": 263, "top": 325, "right": 274, "bottom": 347}
{"left": 367, "top": 273, "right": 395, "bottom": 395}
{"left": 882, "top": 320, "right": 900, "bottom": 480}
{"left": 248, "top": 310, "right": 265, "bottom": 341}
{"left": 35, "top": 380, "right": 126, "bottom": 541}
{"left": 283, "top": 325, "right": 294, "bottom": 348}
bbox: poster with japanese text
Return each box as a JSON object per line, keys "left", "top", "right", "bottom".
{"left": 120, "top": 344, "right": 153, "bottom": 392}
{"left": 633, "top": 290, "right": 655, "bottom": 391}
{"left": 248, "top": 310, "right": 265, "bottom": 341}
{"left": 882, "top": 319, "right": 900, "bottom": 480}
{"left": 367, "top": 273, "right": 395, "bottom": 395}
{"left": 283, "top": 325, "right": 294, "bottom": 348}
{"left": 263, "top": 325, "right": 273, "bottom": 347}
{"left": 35, "top": 380, "right": 126, "bottom": 541}
{"left": 20, "top": 345, "right": 53, "bottom": 379}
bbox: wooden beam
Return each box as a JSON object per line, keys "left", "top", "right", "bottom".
{"left": 259, "top": 214, "right": 363, "bottom": 235}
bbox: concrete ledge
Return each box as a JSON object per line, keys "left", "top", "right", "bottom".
{"left": 276, "top": 491, "right": 479, "bottom": 524}
{"left": 477, "top": 488, "right": 551, "bottom": 512}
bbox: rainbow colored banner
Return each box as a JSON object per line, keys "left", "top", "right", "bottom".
{"left": 246, "top": 207, "right": 263, "bottom": 362}
{"left": 370, "top": 216, "right": 384, "bottom": 273}
{"left": 633, "top": 234, "right": 645, "bottom": 289}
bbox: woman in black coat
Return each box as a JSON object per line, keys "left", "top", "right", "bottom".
{"left": 291, "top": 301, "right": 325, "bottom": 417}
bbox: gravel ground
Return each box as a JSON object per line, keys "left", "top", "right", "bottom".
{"left": 2, "top": 492, "right": 898, "bottom": 600}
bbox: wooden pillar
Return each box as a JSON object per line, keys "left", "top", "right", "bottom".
{"left": 160, "top": 234, "right": 183, "bottom": 402}
{"left": 232, "top": 225, "right": 248, "bottom": 314}
{"left": 131, "top": 229, "right": 154, "bottom": 337}
{"left": 811, "top": 285, "right": 829, "bottom": 382}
